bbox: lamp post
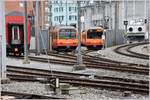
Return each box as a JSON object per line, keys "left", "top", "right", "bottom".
{"left": 73, "top": 1, "right": 86, "bottom": 71}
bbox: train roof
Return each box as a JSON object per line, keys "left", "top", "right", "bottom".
{"left": 6, "top": 11, "right": 23, "bottom": 16}
{"left": 51, "top": 25, "right": 76, "bottom": 30}
{"left": 87, "top": 26, "right": 104, "bottom": 30}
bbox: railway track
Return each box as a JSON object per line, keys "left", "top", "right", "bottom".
{"left": 9, "top": 54, "right": 149, "bottom": 75}
{"left": 30, "top": 49, "right": 148, "bottom": 67}
{"left": 114, "top": 42, "right": 149, "bottom": 60}
{"left": 1, "top": 91, "right": 65, "bottom": 99}
{"left": 7, "top": 65, "right": 149, "bottom": 94}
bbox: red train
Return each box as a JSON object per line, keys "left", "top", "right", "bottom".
{"left": 6, "top": 11, "right": 31, "bottom": 56}
{"left": 81, "top": 27, "right": 105, "bottom": 50}
{"left": 49, "top": 25, "right": 78, "bottom": 51}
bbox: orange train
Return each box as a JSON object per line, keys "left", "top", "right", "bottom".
{"left": 81, "top": 27, "right": 105, "bottom": 50}
{"left": 50, "top": 26, "right": 78, "bottom": 51}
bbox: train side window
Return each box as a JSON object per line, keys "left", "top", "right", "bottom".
{"left": 12, "top": 26, "right": 20, "bottom": 40}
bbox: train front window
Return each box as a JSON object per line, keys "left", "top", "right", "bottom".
{"left": 87, "top": 29, "right": 103, "bottom": 39}
{"left": 12, "top": 26, "right": 20, "bottom": 40}
{"left": 59, "top": 29, "right": 76, "bottom": 39}
{"left": 59, "top": 30, "right": 66, "bottom": 39}
{"left": 70, "top": 29, "right": 76, "bottom": 38}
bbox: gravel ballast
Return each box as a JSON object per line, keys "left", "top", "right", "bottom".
{"left": 1, "top": 82, "right": 148, "bottom": 100}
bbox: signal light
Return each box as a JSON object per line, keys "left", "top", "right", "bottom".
{"left": 129, "top": 27, "right": 133, "bottom": 32}
{"left": 14, "top": 48, "right": 18, "bottom": 52}
{"left": 138, "top": 27, "right": 142, "bottom": 31}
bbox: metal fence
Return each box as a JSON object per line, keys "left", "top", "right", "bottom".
{"left": 105, "top": 29, "right": 126, "bottom": 47}
{"left": 39, "top": 29, "right": 49, "bottom": 51}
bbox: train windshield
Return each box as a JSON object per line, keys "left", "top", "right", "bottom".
{"left": 87, "top": 29, "right": 103, "bottom": 39}
{"left": 12, "top": 26, "right": 20, "bottom": 40}
{"left": 59, "top": 29, "right": 76, "bottom": 39}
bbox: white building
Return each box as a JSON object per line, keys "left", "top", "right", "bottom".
{"left": 81, "top": 0, "right": 149, "bottom": 30}
{"left": 50, "top": 0, "right": 78, "bottom": 26}
{"left": 80, "top": 0, "right": 149, "bottom": 46}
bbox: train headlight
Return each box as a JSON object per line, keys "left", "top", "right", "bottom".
{"left": 129, "top": 27, "right": 133, "bottom": 32}
{"left": 138, "top": 27, "right": 142, "bottom": 31}
{"left": 14, "top": 48, "right": 18, "bottom": 52}
{"left": 102, "top": 35, "right": 105, "bottom": 40}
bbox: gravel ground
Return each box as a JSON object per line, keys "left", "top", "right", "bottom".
{"left": 95, "top": 45, "right": 149, "bottom": 65}
{"left": 130, "top": 44, "right": 149, "bottom": 55}
{"left": 6, "top": 57, "right": 73, "bottom": 72}
{"left": 1, "top": 82, "right": 148, "bottom": 100}
{"left": 73, "top": 68, "right": 149, "bottom": 81}
{"left": 4, "top": 44, "right": 149, "bottom": 99}
{"left": 7, "top": 57, "right": 148, "bottom": 81}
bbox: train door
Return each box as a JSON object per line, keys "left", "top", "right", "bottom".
{"left": 11, "top": 25, "right": 21, "bottom": 44}
{"left": 8, "top": 24, "right": 23, "bottom": 45}
{"left": 8, "top": 24, "right": 24, "bottom": 54}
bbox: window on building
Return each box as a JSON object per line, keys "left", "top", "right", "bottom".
{"left": 69, "top": 7, "right": 71, "bottom": 12}
{"left": 75, "top": 7, "right": 77, "bottom": 12}
{"left": 56, "top": 8, "right": 58, "bottom": 12}
{"left": 54, "top": 16, "right": 58, "bottom": 21}
{"left": 54, "top": 8, "right": 58, "bottom": 12}
{"left": 59, "top": 7, "right": 63, "bottom": 12}
{"left": 69, "top": 16, "right": 71, "bottom": 20}
{"left": 69, "top": 15, "right": 77, "bottom": 21}
{"left": 54, "top": 1, "right": 58, "bottom": 4}
{"left": 69, "top": 7, "right": 77, "bottom": 12}
{"left": 75, "top": 16, "right": 77, "bottom": 20}
{"left": 59, "top": 16, "right": 64, "bottom": 23}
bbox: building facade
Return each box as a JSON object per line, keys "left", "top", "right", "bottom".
{"left": 50, "top": 0, "right": 78, "bottom": 26}
{"left": 80, "top": 0, "right": 149, "bottom": 46}
{"left": 81, "top": 0, "right": 149, "bottom": 30}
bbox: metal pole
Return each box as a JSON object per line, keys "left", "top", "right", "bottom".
{"left": 114, "top": 1, "right": 119, "bottom": 45}
{"left": 125, "top": 0, "right": 128, "bottom": 33}
{"left": 48, "top": 1, "right": 52, "bottom": 51}
{"left": 74, "top": 1, "right": 85, "bottom": 70}
{"left": 133, "top": 0, "right": 135, "bottom": 19}
{"left": 41, "top": 1, "right": 44, "bottom": 30}
{"left": 148, "top": 0, "right": 150, "bottom": 40}
{"left": 77, "top": 1, "right": 82, "bottom": 65}
{"left": 65, "top": 0, "right": 67, "bottom": 26}
{"left": 35, "top": 1, "right": 40, "bottom": 55}
{"left": 0, "top": 0, "right": 6, "bottom": 78}
{"left": 23, "top": 1, "right": 30, "bottom": 64}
